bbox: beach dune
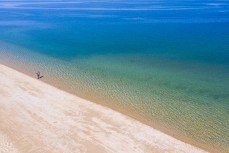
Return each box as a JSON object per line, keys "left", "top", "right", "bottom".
{"left": 0, "top": 64, "right": 207, "bottom": 153}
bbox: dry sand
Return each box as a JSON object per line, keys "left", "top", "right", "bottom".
{"left": 0, "top": 64, "right": 207, "bottom": 153}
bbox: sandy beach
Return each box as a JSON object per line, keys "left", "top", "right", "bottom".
{"left": 0, "top": 64, "right": 207, "bottom": 153}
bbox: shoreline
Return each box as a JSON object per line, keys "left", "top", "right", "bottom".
{"left": 0, "top": 64, "right": 207, "bottom": 153}
{"left": 0, "top": 41, "right": 219, "bottom": 152}
{"left": 0, "top": 60, "right": 217, "bottom": 153}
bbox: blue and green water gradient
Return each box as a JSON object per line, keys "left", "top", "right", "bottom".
{"left": 0, "top": 0, "right": 229, "bottom": 152}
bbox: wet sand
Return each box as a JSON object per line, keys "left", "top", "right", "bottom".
{"left": 0, "top": 64, "right": 207, "bottom": 153}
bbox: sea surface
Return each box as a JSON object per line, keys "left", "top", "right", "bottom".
{"left": 0, "top": 0, "right": 229, "bottom": 152}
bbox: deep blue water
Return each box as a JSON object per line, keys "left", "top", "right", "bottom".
{"left": 0, "top": 0, "right": 229, "bottom": 152}
{"left": 0, "top": 0, "right": 229, "bottom": 64}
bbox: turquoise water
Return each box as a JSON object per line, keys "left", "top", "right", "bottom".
{"left": 0, "top": 1, "right": 229, "bottom": 152}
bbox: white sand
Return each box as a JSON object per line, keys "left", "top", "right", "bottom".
{"left": 0, "top": 64, "right": 207, "bottom": 153}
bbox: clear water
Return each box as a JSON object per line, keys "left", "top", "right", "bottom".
{"left": 0, "top": 1, "right": 229, "bottom": 152}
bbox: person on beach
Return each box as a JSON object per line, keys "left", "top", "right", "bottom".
{"left": 36, "top": 71, "right": 44, "bottom": 79}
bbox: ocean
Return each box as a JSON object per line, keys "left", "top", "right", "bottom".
{"left": 0, "top": 0, "right": 229, "bottom": 152}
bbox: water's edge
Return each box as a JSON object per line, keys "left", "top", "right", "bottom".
{"left": 1, "top": 41, "right": 229, "bottom": 153}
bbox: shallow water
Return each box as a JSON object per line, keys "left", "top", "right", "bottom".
{"left": 0, "top": 0, "right": 229, "bottom": 152}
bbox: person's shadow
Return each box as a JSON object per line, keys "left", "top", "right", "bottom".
{"left": 36, "top": 71, "right": 44, "bottom": 79}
